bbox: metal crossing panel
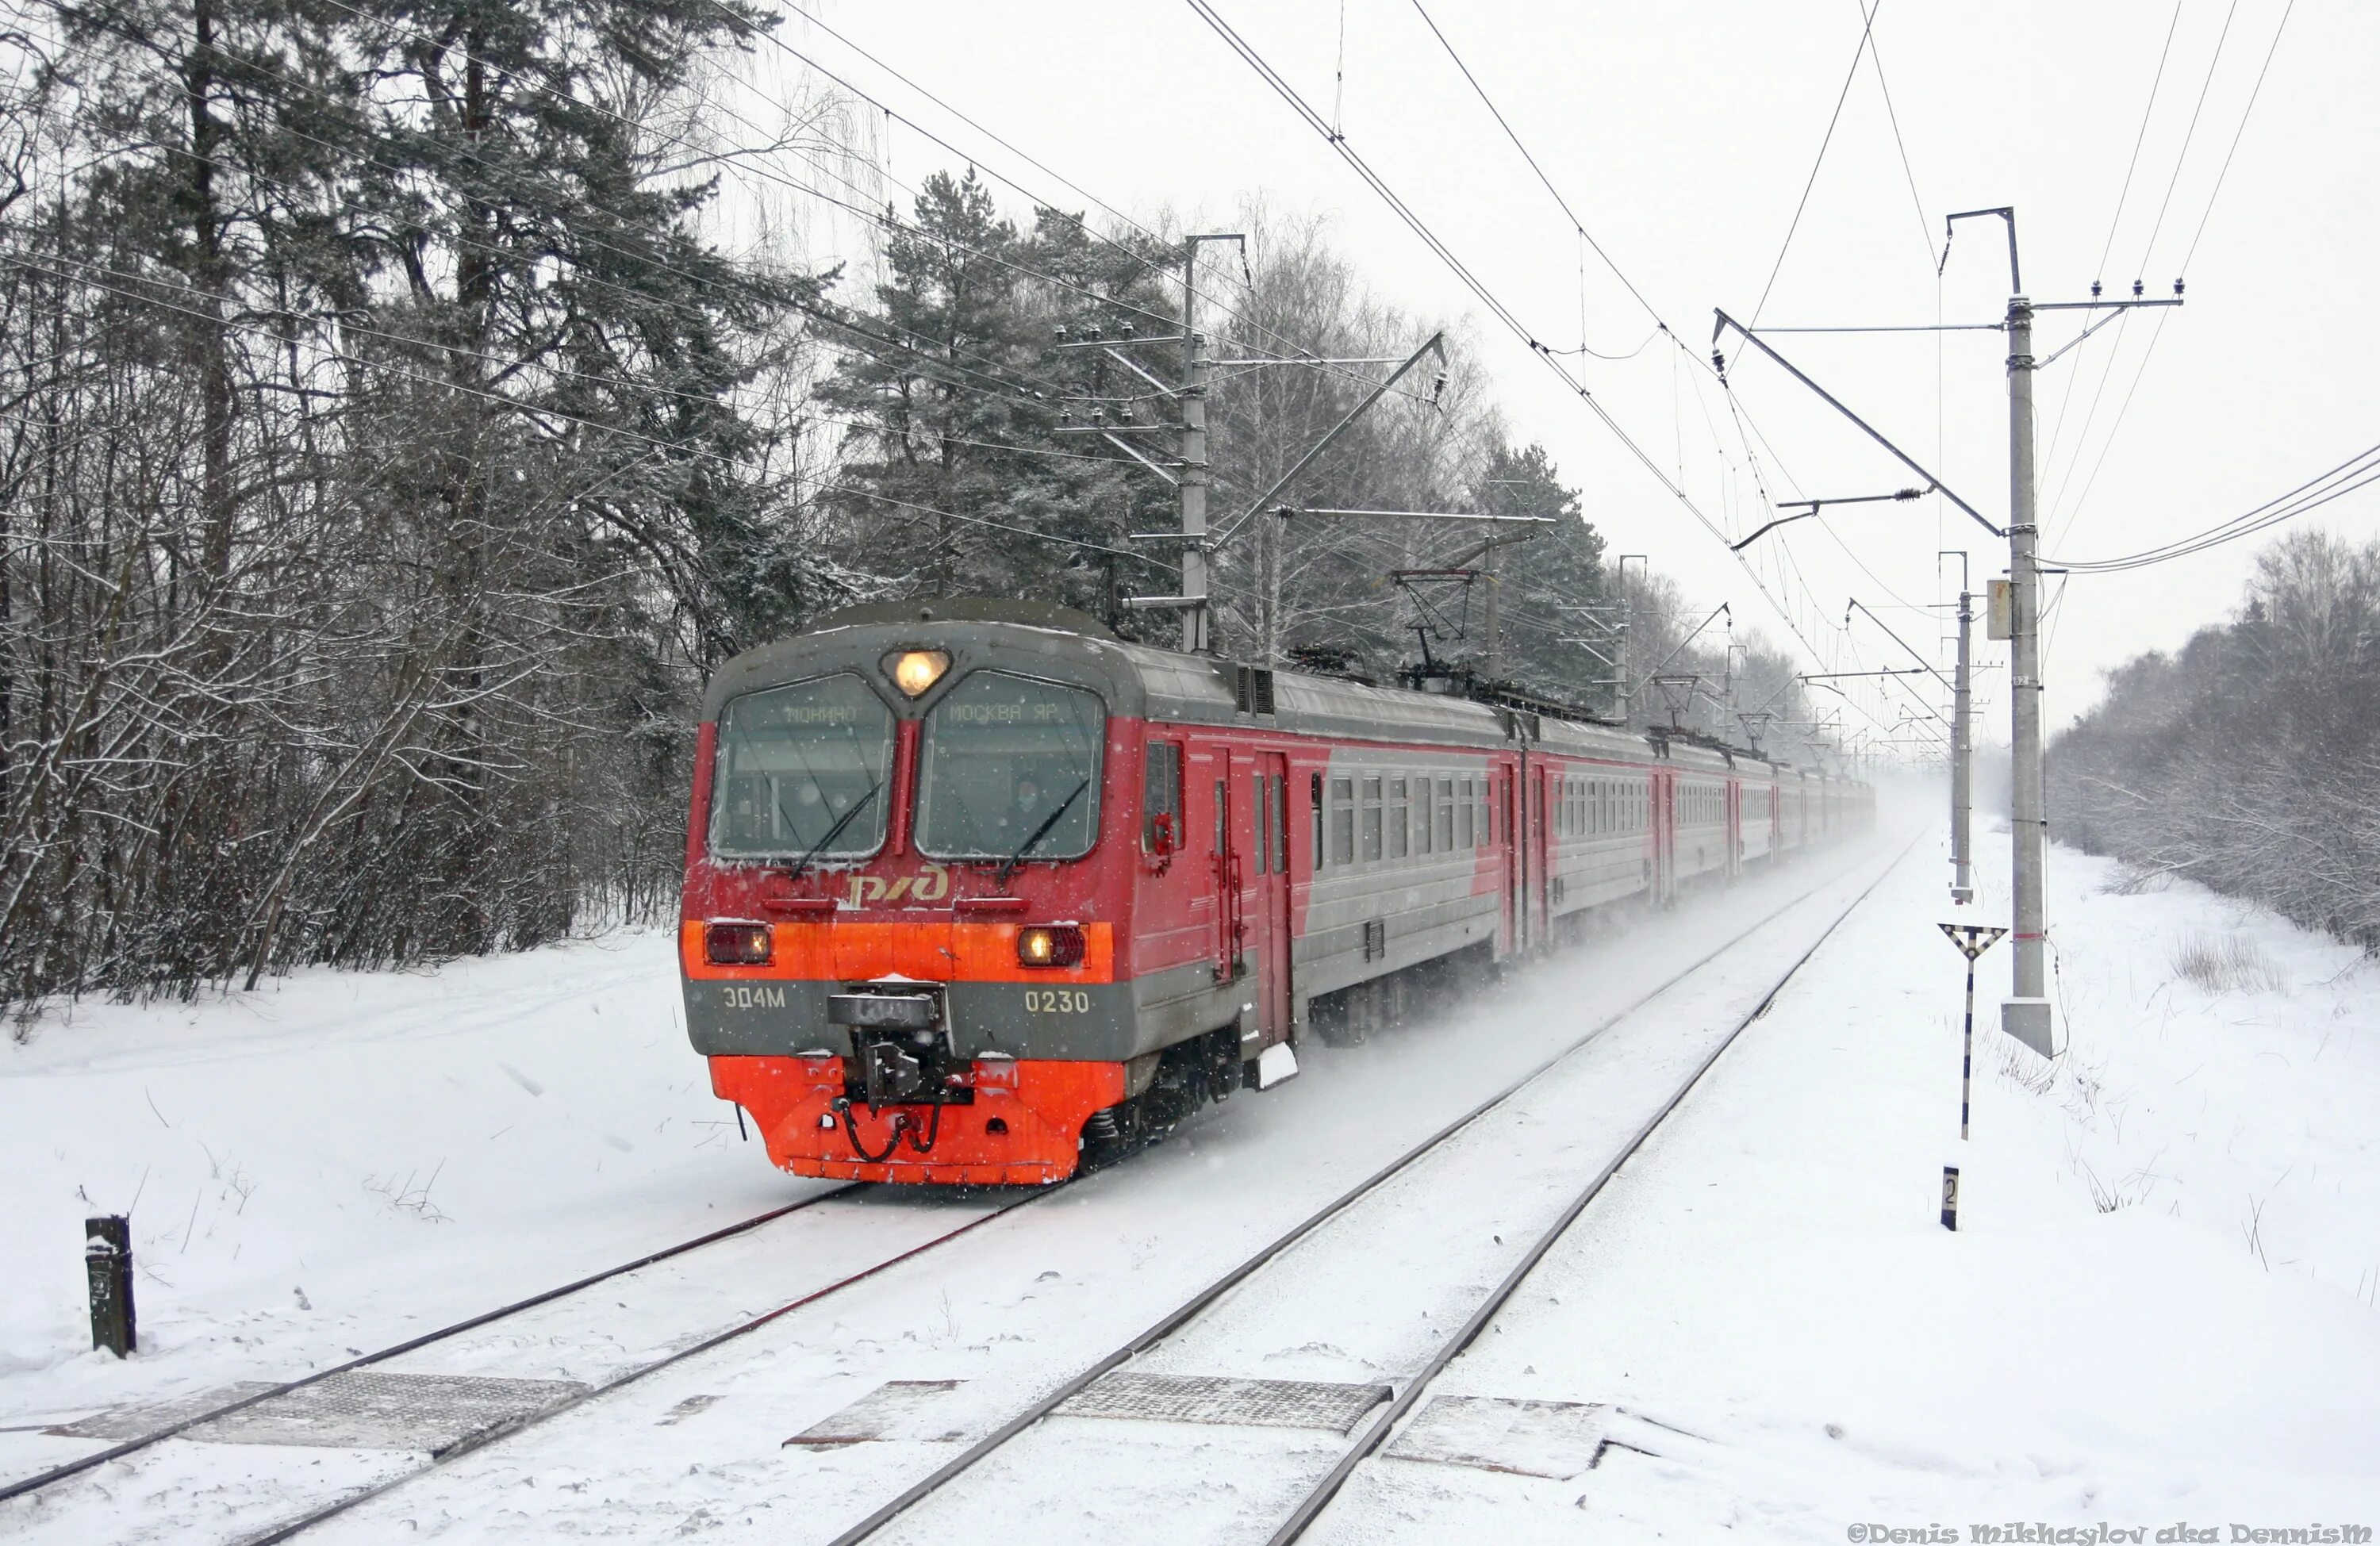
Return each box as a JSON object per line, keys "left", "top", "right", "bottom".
{"left": 1384, "top": 1394, "right": 1614, "bottom": 1479}
{"left": 54, "top": 1371, "right": 585, "bottom": 1453}
{"left": 1059, "top": 1371, "right": 1391, "bottom": 1435}
{"left": 782, "top": 1380, "right": 968, "bottom": 1447}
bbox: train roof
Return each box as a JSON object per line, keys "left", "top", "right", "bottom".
{"left": 712, "top": 600, "right": 1859, "bottom": 785}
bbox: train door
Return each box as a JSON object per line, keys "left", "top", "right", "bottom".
{"left": 1653, "top": 769, "right": 1676, "bottom": 906}
{"left": 1726, "top": 779, "right": 1742, "bottom": 880}
{"left": 1210, "top": 750, "right": 1244, "bottom": 984}
{"left": 1243, "top": 750, "right": 1292, "bottom": 1041}
{"left": 1499, "top": 763, "right": 1522, "bottom": 953}
{"left": 1532, "top": 763, "right": 1553, "bottom": 942}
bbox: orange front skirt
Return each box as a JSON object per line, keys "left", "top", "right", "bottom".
{"left": 708, "top": 1054, "right": 1127, "bottom": 1186}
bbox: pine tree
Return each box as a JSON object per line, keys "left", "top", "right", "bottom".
{"left": 1476, "top": 441, "right": 1607, "bottom": 701}
{"left": 812, "top": 171, "right": 1183, "bottom": 620}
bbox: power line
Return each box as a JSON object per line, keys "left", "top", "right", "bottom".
{"left": 2094, "top": 0, "right": 2184, "bottom": 287}
{"left": 749, "top": 0, "right": 1439, "bottom": 409}
{"left": 1402, "top": 0, "right": 1669, "bottom": 334}
{"left": 1400, "top": 0, "right": 1873, "bottom": 672}
{"left": 2047, "top": 309, "right": 2173, "bottom": 544}
{"left": 2177, "top": 0, "right": 2294, "bottom": 278}
{"left": 1750, "top": 0, "right": 1886, "bottom": 326}
{"left": 1392, "top": 0, "right": 1906, "bottom": 696}
{"left": 2053, "top": 2, "right": 2292, "bottom": 543}
{"left": 1183, "top": 0, "right": 1856, "bottom": 683}
{"left": 2135, "top": 0, "right": 2241, "bottom": 282}
{"left": 2048, "top": 439, "right": 2380, "bottom": 572}
{"left": 1861, "top": 9, "right": 1933, "bottom": 267}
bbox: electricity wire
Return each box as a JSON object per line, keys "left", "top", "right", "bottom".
{"left": 756, "top": 0, "right": 1442, "bottom": 407}
{"left": 2094, "top": 0, "right": 2184, "bottom": 289}
{"left": 1184, "top": 0, "right": 1856, "bottom": 687}
{"left": 2048, "top": 439, "right": 2380, "bottom": 572}
{"left": 1749, "top": 0, "right": 1885, "bottom": 326}
{"left": 1392, "top": 0, "right": 1907, "bottom": 717}
{"left": 2135, "top": 0, "right": 2240, "bottom": 282}
{"left": 2175, "top": 0, "right": 2294, "bottom": 280}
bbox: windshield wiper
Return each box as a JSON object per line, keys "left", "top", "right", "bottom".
{"left": 784, "top": 781, "right": 878, "bottom": 883}
{"left": 996, "top": 777, "right": 1090, "bottom": 888}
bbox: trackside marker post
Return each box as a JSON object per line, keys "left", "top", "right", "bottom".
{"left": 1940, "top": 1166, "right": 1960, "bottom": 1231}
{"left": 1937, "top": 923, "right": 2007, "bottom": 1140}
{"left": 86, "top": 1214, "right": 135, "bottom": 1357}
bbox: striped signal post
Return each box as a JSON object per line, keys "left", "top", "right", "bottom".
{"left": 1939, "top": 923, "right": 2008, "bottom": 1140}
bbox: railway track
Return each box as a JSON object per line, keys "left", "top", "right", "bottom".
{"left": 823, "top": 832, "right": 1918, "bottom": 1546}
{"left": 0, "top": 1182, "right": 1058, "bottom": 1543}
{"left": 0, "top": 1183, "right": 858, "bottom": 1505}
{"left": 3, "top": 835, "right": 1906, "bottom": 1545}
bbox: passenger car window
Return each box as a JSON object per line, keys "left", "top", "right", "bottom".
{"left": 1253, "top": 773, "right": 1269, "bottom": 873}
{"left": 1143, "top": 740, "right": 1181, "bottom": 852}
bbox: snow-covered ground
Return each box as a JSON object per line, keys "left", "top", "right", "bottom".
{"left": 0, "top": 934, "right": 816, "bottom": 1429}
{"left": 5, "top": 813, "right": 2377, "bottom": 1543}
{"left": 1319, "top": 830, "right": 2380, "bottom": 1542}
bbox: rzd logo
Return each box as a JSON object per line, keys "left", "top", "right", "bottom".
{"left": 846, "top": 863, "right": 951, "bottom": 907}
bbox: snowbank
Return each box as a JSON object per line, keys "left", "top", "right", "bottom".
{"left": 0, "top": 934, "right": 812, "bottom": 1424}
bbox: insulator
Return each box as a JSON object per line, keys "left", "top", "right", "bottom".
{"left": 2132, "top": 279, "right": 2144, "bottom": 298}
{"left": 2173, "top": 278, "right": 2185, "bottom": 297}
{"left": 2090, "top": 280, "right": 2102, "bottom": 298}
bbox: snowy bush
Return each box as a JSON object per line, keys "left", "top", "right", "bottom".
{"left": 2052, "top": 531, "right": 2380, "bottom": 955}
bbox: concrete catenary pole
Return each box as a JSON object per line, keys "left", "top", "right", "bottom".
{"left": 1480, "top": 535, "right": 1500, "bottom": 681}
{"left": 2002, "top": 294, "right": 2055, "bottom": 1055}
{"left": 1615, "top": 554, "right": 1646, "bottom": 726}
{"left": 1177, "top": 257, "right": 1211, "bottom": 655}
{"left": 1951, "top": 589, "right": 1975, "bottom": 904}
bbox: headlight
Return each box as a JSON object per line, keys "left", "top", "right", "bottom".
{"left": 704, "top": 922, "right": 773, "bottom": 966}
{"left": 1015, "top": 925, "right": 1085, "bottom": 969}
{"left": 888, "top": 649, "right": 951, "bottom": 697}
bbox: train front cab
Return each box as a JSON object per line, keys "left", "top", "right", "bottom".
{"left": 680, "top": 608, "right": 1276, "bottom": 1186}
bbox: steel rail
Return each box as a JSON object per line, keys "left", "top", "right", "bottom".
{"left": 236, "top": 1188, "right": 1056, "bottom": 1545}
{"left": 825, "top": 831, "right": 1910, "bottom": 1546}
{"left": 0, "top": 1182, "right": 865, "bottom": 1504}
{"left": 1269, "top": 830, "right": 1918, "bottom": 1542}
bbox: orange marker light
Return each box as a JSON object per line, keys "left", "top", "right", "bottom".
{"left": 889, "top": 649, "right": 951, "bottom": 697}
{"left": 704, "top": 922, "right": 773, "bottom": 966}
{"left": 1015, "top": 925, "right": 1085, "bottom": 969}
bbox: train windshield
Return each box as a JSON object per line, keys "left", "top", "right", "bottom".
{"left": 709, "top": 673, "right": 894, "bottom": 862}
{"left": 915, "top": 672, "right": 1104, "bottom": 861}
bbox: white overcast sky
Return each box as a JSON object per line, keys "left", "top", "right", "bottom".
{"left": 749, "top": 0, "right": 2359, "bottom": 740}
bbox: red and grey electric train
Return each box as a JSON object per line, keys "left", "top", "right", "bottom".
{"left": 680, "top": 599, "right": 1873, "bottom": 1186}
